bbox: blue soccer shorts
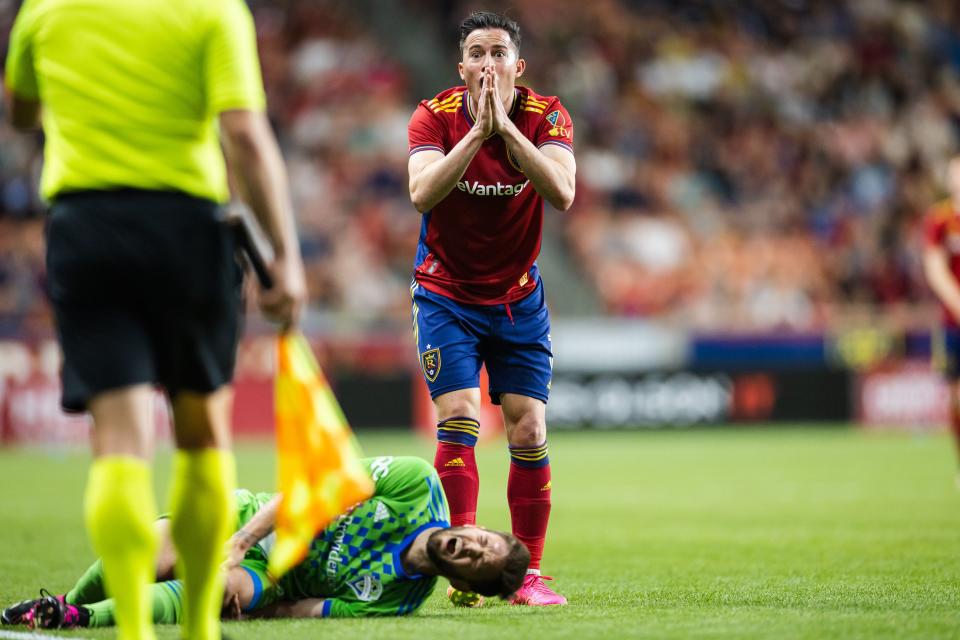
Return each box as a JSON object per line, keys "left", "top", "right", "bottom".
{"left": 934, "top": 326, "right": 960, "bottom": 380}
{"left": 411, "top": 280, "right": 553, "bottom": 405}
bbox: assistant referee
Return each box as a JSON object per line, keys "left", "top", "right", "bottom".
{"left": 5, "top": 1, "right": 306, "bottom": 638}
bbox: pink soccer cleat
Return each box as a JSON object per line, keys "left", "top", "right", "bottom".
{"left": 509, "top": 574, "right": 567, "bottom": 606}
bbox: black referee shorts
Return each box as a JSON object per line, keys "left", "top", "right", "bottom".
{"left": 46, "top": 189, "right": 244, "bottom": 413}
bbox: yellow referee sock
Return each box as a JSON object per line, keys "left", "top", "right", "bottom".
{"left": 84, "top": 456, "right": 158, "bottom": 640}
{"left": 168, "top": 449, "right": 236, "bottom": 640}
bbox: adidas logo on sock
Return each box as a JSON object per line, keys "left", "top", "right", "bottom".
{"left": 445, "top": 457, "right": 466, "bottom": 467}
{"left": 540, "top": 481, "right": 552, "bottom": 491}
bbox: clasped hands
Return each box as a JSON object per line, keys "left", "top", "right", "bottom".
{"left": 474, "top": 66, "right": 513, "bottom": 138}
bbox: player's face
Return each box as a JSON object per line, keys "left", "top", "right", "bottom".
{"left": 427, "top": 526, "right": 509, "bottom": 587}
{"left": 458, "top": 28, "right": 525, "bottom": 103}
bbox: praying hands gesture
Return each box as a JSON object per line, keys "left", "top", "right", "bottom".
{"left": 485, "top": 66, "right": 513, "bottom": 135}
{"left": 474, "top": 66, "right": 514, "bottom": 138}
{"left": 473, "top": 66, "right": 496, "bottom": 137}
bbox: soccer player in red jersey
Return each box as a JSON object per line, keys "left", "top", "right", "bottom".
{"left": 923, "top": 156, "right": 960, "bottom": 479}
{"left": 406, "top": 11, "right": 576, "bottom": 606}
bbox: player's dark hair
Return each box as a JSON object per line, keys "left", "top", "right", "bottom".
{"left": 458, "top": 11, "right": 521, "bottom": 55}
{"left": 467, "top": 532, "right": 531, "bottom": 598}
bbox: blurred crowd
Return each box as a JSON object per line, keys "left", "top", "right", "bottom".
{"left": 548, "top": 0, "right": 958, "bottom": 331}
{"left": 1, "top": 0, "right": 958, "bottom": 334}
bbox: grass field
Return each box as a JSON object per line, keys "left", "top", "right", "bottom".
{"left": 2, "top": 427, "right": 959, "bottom": 639}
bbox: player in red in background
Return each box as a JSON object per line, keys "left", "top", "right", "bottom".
{"left": 406, "top": 11, "right": 576, "bottom": 606}
{"left": 923, "top": 155, "right": 960, "bottom": 483}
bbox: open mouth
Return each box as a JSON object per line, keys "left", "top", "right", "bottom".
{"left": 446, "top": 537, "right": 459, "bottom": 556}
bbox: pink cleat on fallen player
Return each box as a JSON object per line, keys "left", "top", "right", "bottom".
{"left": 509, "top": 574, "right": 567, "bottom": 606}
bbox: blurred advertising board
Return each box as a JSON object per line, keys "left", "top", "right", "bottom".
{"left": 550, "top": 320, "right": 687, "bottom": 372}
{"left": 409, "top": 368, "right": 851, "bottom": 433}
{"left": 1, "top": 336, "right": 944, "bottom": 443}
{"left": 856, "top": 361, "right": 948, "bottom": 429}
{"left": 1, "top": 377, "right": 171, "bottom": 446}
{"left": 0, "top": 336, "right": 408, "bottom": 445}
{"left": 0, "top": 339, "right": 173, "bottom": 446}
{"left": 543, "top": 368, "right": 852, "bottom": 429}
{"left": 690, "top": 333, "right": 827, "bottom": 368}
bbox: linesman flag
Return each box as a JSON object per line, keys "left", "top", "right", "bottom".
{"left": 268, "top": 332, "right": 375, "bottom": 578}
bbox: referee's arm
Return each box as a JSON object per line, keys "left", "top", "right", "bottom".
{"left": 3, "top": 89, "right": 40, "bottom": 130}
{"left": 220, "top": 109, "right": 306, "bottom": 326}
{"left": 220, "top": 111, "right": 297, "bottom": 261}
{"left": 207, "top": 0, "right": 305, "bottom": 327}
{"left": 4, "top": 1, "right": 40, "bottom": 131}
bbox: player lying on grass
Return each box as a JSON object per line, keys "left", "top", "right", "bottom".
{"left": 2, "top": 456, "right": 529, "bottom": 629}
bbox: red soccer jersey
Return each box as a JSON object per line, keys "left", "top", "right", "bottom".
{"left": 924, "top": 199, "right": 960, "bottom": 326}
{"left": 408, "top": 85, "right": 574, "bottom": 304}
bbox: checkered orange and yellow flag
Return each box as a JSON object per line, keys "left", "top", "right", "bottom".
{"left": 267, "top": 332, "right": 375, "bottom": 578}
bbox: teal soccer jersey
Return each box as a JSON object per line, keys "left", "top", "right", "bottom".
{"left": 238, "top": 456, "right": 450, "bottom": 617}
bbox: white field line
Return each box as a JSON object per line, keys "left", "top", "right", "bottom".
{"left": 0, "top": 630, "right": 66, "bottom": 640}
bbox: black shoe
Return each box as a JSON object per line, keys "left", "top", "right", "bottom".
{"left": 31, "top": 589, "right": 89, "bottom": 630}
{"left": 1, "top": 593, "right": 44, "bottom": 625}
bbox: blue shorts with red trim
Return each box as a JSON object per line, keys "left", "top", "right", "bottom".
{"left": 411, "top": 280, "right": 552, "bottom": 405}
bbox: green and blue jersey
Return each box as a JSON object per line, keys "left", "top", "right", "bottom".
{"left": 235, "top": 456, "right": 450, "bottom": 617}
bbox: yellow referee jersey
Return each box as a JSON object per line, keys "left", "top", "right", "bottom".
{"left": 5, "top": 0, "right": 266, "bottom": 202}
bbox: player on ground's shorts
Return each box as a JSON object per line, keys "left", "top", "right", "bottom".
{"left": 1, "top": 457, "right": 530, "bottom": 629}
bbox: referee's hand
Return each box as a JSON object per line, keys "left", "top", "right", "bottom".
{"left": 258, "top": 255, "right": 307, "bottom": 329}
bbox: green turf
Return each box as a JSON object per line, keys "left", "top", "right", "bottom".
{"left": 2, "top": 427, "right": 959, "bottom": 639}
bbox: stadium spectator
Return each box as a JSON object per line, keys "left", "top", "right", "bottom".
{"left": 1, "top": 0, "right": 958, "bottom": 335}
{"left": 4, "top": 1, "right": 305, "bottom": 639}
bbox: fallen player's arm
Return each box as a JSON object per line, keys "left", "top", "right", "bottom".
{"left": 224, "top": 494, "right": 281, "bottom": 567}
{"left": 924, "top": 245, "right": 960, "bottom": 320}
{"left": 250, "top": 598, "right": 328, "bottom": 619}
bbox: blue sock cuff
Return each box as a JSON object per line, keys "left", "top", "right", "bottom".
{"left": 437, "top": 416, "right": 480, "bottom": 447}
{"left": 241, "top": 566, "right": 263, "bottom": 612}
{"left": 509, "top": 442, "right": 549, "bottom": 468}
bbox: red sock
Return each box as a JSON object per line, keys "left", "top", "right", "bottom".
{"left": 435, "top": 417, "right": 480, "bottom": 527}
{"left": 507, "top": 442, "right": 551, "bottom": 570}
